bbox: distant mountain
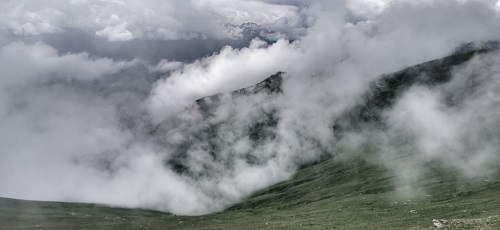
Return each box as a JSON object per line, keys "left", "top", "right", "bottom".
{"left": 152, "top": 48, "right": 498, "bottom": 177}
{"left": 222, "top": 22, "right": 281, "bottom": 43}
{"left": 452, "top": 40, "right": 500, "bottom": 55}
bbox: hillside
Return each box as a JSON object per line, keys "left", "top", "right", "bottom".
{"left": 2, "top": 49, "right": 500, "bottom": 229}
{"left": 2, "top": 151, "right": 500, "bottom": 229}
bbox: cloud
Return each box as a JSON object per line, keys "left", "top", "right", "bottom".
{"left": 147, "top": 39, "right": 299, "bottom": 123}
{"left": 0, "top": 42, "right": 129, "bottom": 84}
{"left": 0, "top": 0, "right": 304, "bottom": 40}
{"left": 368, "top": 51, "right": 500, "bottom": 196}
{"left": 346, "top": 0, "right": 393, "bottom": 18}
{"left": 0, "top": 3, "right": 65, "bottom": 35}
{"left": 95, "top": 22, "right": 134, "bottom": 42}
{"left": 0, "top": 0, "right": 500, "bottom": 216}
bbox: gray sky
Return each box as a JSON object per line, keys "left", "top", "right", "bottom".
{"left": 0, "top": 0, "right": 500, "bottom": 215}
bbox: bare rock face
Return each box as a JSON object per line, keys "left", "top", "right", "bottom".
{"left": 432, "top": 219, "right": 450, "bottom": 228}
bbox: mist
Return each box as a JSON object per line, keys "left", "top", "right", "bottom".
{"left": 1, "top": 0, "right": 500, "bottom": 215}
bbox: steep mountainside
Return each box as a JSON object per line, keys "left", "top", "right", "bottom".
{"left": 333, "top": 49, "right": 492, "bottom": 139}
{"left": 1, "top": 49, "right": 500, "bottom": 229}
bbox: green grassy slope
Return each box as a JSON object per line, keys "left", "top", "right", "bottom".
{"left": 2, "top": 147, "right": 500, "bottom": 229}
{"left": 2, "top": 50, "right": 500, "bottom": 229}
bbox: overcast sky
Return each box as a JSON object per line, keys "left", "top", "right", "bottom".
{"left": 1, "top": 0, "right": 500, "bottom": 215}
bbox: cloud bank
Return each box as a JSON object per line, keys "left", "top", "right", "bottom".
{"left": 0, "top": 0, "right": 500, "bottom": 215}
{"left": 0, "top": 0, "right": 304, "bottom": 40}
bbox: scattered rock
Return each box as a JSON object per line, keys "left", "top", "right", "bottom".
{"left": 432, "top": 219, "right": 450, "bottom": 228}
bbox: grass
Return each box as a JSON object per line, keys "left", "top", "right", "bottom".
{"left": 2, "top": 146, "right": 500, "bottom": 229}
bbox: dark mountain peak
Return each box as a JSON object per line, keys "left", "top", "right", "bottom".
{"left": 239, "top": 22, "right": 260, "bottom": 29}
{"left": 452, "top": 40, "right": 499, "bottom": 55}
{"left": 233, "top": 71, "right": 284, "bottom": 95}
{"left": 195, "top": 71, "right": 283, "bottom": 112}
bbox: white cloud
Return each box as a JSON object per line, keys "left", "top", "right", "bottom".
{"left": 198, "top": 0, "right": 302, "bottom": 26}
{"left": 147, "top": 39, "right": 300, "bottom": 123}
{"left": 0, "top": 42, "right": 130, "bottom": 86}
{"left": 2, "top": 6, "right": 65, "bottom": 35}
{"left": 346, "top": 0, "right": 393, "bottom": 18}
{"left": 0, "top": 0, "right": 304, "bottom": 41}
{"left": 96, "top": 23, "right": 134, "bottom": 41}
{"left": 1, "top": 0, "right": 500, "bottom": 216}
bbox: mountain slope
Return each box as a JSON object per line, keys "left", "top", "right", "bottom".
{"left": 2, "top": 150, "right": 500, "bottom": 229}
{"left": 2, "top": 49, "right": 500, "bottom": 229}
{"left": 333, "top": 49, "right": 492, "bottom": 139}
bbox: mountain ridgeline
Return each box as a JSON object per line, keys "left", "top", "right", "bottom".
{"left": 152, "top": 48, "right": 495, "bottom": 177}
{"left": 332, "top": 49, "right": 493, "bottom": 139}
{"left": 152, "top": 72, "right": 283, "bottom": 176}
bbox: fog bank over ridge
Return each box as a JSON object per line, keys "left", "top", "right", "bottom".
{"left": 0, "top": 0, "right": 500, "bottom": 215}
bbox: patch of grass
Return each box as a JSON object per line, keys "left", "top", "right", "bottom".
{"left": 2, "top": 147, "right": 500, "bottom": 229}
